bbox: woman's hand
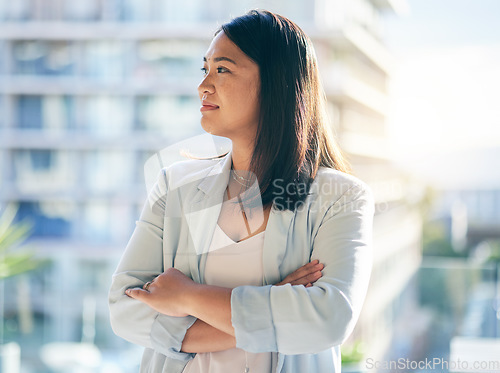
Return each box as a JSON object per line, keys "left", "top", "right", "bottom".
{"left": 275, "top": 259, "right": 324, "bottom": 287}
{"left": 125, "top": 268, "right": 198, "bottom": 317}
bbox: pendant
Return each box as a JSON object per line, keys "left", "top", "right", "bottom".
{"left": 244, "top": 350, "right": 250, "bottom": 372}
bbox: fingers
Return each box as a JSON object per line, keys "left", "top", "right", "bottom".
{"left": 276, "top": 260, "right": 324, "bottom": 287}
{"left": 127, "top": 275, "right": 160, "bottom": 299}
{"left": 282, "top": 261, "right": 315, "bottom": 283}
{"left": 290, "top": 261, "right": 323, "bottom": 282}
{"left": 143, "top": 275, "right": 159, "bottom": 291}
{"left": 290, "top": 269, "right": 322, "bottom": 286}
{"left": 126, "top": 287, "right": 150, "bottom": 300}
{"left": 298, "top": 260, "right": 323, "bottom": 277}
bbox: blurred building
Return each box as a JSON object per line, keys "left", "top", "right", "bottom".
{"left": 0, "top": 0, "right": 420, "bottom": 371}
{"left": 302, "top": 0, "right": 425, "bottom": 366}
{"left": 421, "top": 146, "right": 500, "bottom": 250}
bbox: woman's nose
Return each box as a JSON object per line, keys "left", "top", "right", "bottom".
{"left": 198, "top": 75, "right": 215, "bottom": 97}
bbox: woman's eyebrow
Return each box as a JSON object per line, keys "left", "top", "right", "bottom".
{"left": 203, "top": 56, "right": 238, "bottom": 65}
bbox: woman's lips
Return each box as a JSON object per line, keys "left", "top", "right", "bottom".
{"left": 201, "top": 100, "right": 219, "bottom": 112}
{"left": 200, "top": 104, "right": 219, "bottom": 112}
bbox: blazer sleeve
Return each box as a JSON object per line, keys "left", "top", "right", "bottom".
{"left": 108, "top": 167, "right": 197, "bottom": 361}
{"left": 230, "top": 182, "right": 374, "bottom": 354}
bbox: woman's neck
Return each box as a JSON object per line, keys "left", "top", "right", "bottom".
{"left": 230, "top": 140, "right": 253, "bottom": 171}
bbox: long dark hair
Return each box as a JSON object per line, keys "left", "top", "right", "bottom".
{"left": 195, "top": 9, "right": 351, "bottom": 211}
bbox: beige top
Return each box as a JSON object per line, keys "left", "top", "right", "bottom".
{"left": 182, "top": 223, "right": 276, "bottom": 373}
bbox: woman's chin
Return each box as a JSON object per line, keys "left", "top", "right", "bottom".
{"left": 201, "top": 122, "right": 223, "bottom": 137}
{"left": 200, "top": 123, "right": 214, "bottom": 135}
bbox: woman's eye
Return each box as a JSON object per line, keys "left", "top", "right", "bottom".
{"left": 200, "top": 66, "right": 229, "bottom": 74}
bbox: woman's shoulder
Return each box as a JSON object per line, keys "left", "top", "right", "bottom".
{"left": 311, "top": 166, "right": 373, "bottom": 204}
{"left": 161, "top": 155, "right": 226, "bottom": 190}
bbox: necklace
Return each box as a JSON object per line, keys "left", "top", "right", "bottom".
{"left": 245, "top": 353, "right": 250, "bottom": 373}
{"left": 231, "top": 169, "right": 252, "bottom": 186}
{"left": 231, "top": 171, "right": 248, "bottom": 187}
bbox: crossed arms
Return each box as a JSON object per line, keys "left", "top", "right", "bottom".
{"left": 108, "top": 168, "right": 374, "bottom": 359}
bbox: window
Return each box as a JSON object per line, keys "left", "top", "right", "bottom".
{"left": 13, "top": 41, "right": 75, "bottom": 76}
{"left": 42, "top": 95, "right": 75, "bottom": 131}
{"left": 119, "top": 0, "right": 152, "bottom": 22}
{"left": 135, "top": 40, "right": 204, "bottom": 84}
{"left": 30, "top": 150, "right": 52, "bottom": 170}
{"left": 13, "top": 150, "right": 77, "bottom": 192}
{"left": 16, "top": 95, "right": 74, "bottom": 131}
{"left": 63, "top": 0, "right": 101, "bottom": 21}
{"left": 0, "top": 0, "right": 30, "bottom": 21}
{"left": 82, "top": 95, "right": 132, "bottom": 135}
{"left": 83, "top": 202, "right": 110, "bottom": 242}
{"left": 15, "top": 201, "right": 74, "bottom": 238}
{"left": 83, "top": 41, "right": 128, "bottom": 80}
{"left": 83, "top": 201, "right": 133, "bottom": 243}
{"left": 155, "top": 0, "right": 202, "bottom": 24}
{"left": 17, "top": 95, "right": 42, "bottom": 129}
{"left": 84, "top": 150, "right": 134, "bottom": 192}
{"left": 135, "top": 95, "right": 200, "bottom": 137}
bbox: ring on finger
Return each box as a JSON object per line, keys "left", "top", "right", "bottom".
{"left": 143, "top": 281, "right": 153, "bottom": 291}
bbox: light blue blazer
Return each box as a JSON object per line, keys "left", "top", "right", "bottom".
{"left": 108, "top": 149, "right": 374, "bottom": 373}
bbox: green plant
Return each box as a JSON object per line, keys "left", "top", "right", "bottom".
{"left": 0, "top": 204, "right": 39, "bottom": 279}
{"left": 485, "top": 240, "right": 500, "bottom": 263}
{"left": 341, "top": 340, "right": 366, "bottom": 364}
{"left": 421, "top": 220, "right": 468, "bottom": 258}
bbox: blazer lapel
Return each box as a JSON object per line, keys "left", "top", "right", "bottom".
{"left": 262, "top": 208, "right": 295, "bottom": 285}
{"left": 183, "top": 151, "right": 232, "bottom": 282}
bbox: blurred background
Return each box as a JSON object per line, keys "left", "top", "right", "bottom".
{"left": 0, "top": 0, "right": 499, "bottom": 372}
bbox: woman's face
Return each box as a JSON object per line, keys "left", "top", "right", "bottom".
{"left": 198, "top": 31, "right": 261, "bottom": 142}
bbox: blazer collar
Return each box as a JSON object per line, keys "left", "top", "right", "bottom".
{"left": 196, "top": 148, "right": 233, "bottom": 198}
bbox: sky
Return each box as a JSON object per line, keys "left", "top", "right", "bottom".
{"left": 381, "top": 0, "right": 500, "bottom": 188}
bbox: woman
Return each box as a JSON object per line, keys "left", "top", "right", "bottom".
{"left": 109, "top": 9, "right": 374, "bottom": 373}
